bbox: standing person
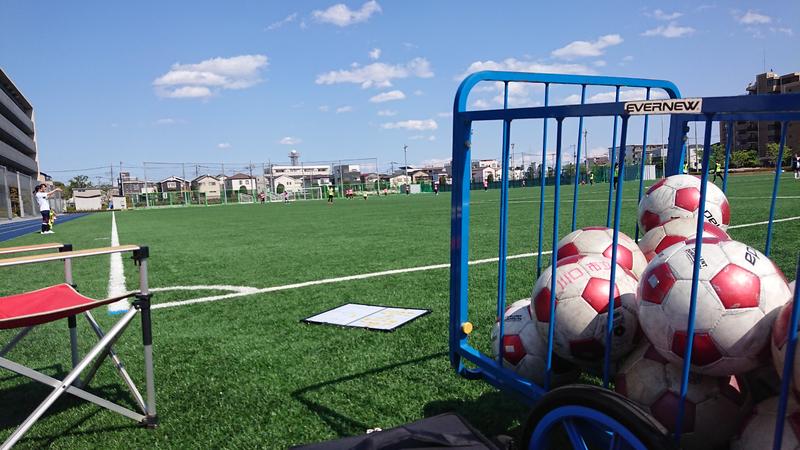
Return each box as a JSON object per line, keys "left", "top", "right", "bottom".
{"left": 521, "top": 178, "right": 526, "bottom": 188}
{"left": 433, "top": 180, "right": 439, "bottom": 196}
{"left": 34, "top": 184, "right": 61, "bottom": 235}
{"left": 713, "top": 161, "right": 723, "bottom": 183}
{"left": 483, "top": 179, "right": 488, "bottom": 191}
{"left": 327, "top": 185, "right": 335, "bottom": 205}
{"left": 589, "top": 172, "right": 594, "bottom": 186}
{"left": 283, "top": 190, "right": 289, "bottom": 204}
{"left": 683, "top": 161, "right": 689, "bottom": 174}
{"left": 794, "top": 154, "right": 800, "bottom": 180}
{"left": 613, "top": 163, "right": 619, "bottom": 190}
{"left": 259, "top": 191, "right": 266, "bottom": 204}
{"left": 405, "top": 184, "right": 410, "bottom": 195}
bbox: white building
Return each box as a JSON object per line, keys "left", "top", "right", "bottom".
{"left": 273, "top": 175, "right": 304, "bottom": 193}
{"left": 389, "top": 175, "right": 411, "bottom": 188}
{"left": 225, "top": 173, "right": 258, "bottom": 192}
{"left": 73, "top": 189, "right": 103, "bottom": 211}
{"left": 471, "top": 166, "right": 498, "bottom": 183}
{"left": 191, "top": 174, "right": 222, "bottom": 199}
{"left": 266, "top": 165, "right": 331, "bottom": 190}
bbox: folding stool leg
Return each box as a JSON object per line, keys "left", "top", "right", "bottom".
{"left": 137, "top": 253, "right": 158, "bottom": 426}
{"left": 81, "top": 310, "right": 146, "bottom": 413}
{"left": 1, "top": 308, "right": 139, "bottom": 450}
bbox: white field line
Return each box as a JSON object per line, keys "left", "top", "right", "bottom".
{"left": 149, "top": 215, "right": 800, "bottom": 312}
{"left": 728, "top": 215, "right": 800, "bottom": 230}
{"left": 107, "top": 212, "right": 129, "bottom": 313}
{"left": 152, "top": 251, "right": 552, "bottom": 310}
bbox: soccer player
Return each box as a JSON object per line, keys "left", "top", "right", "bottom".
{"left": 613, "top": 163, "right": 619, "bottom": 190}
{"left": 433, "top": 181, "right": 439, "bottom": 196}
{"left": 794, "top": 154, "right": 800, "bottom": 180}
{"left": 712, "top": 161, "right": 723, "bottom": 183}
{"left": 34, "top": 184, "right": 61, "bottom": 234}
{"left": 327, "top": 185, "right": 335, "bottom": 204}
{"left": 589, "top": 172, "right": 594, "bottom": 185}
{"left": 483, "top": 179, "right": 488, "bottom": 191}
{"left": 259, "top": 191, "right": 266, "bottom": 204}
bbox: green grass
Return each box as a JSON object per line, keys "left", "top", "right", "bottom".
{"left": 0, "top": 173, "right": 798, "bottom": 448}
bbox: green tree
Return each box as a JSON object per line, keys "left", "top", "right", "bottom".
{"left": 766, "top": 143, "right": 793, "bottom": 167}
{"left": 730, "top": 150, "right": 758, "bottom": 168}
{"left": 67, "top": 175, "right": 92, "bottom": 190}
{"left": 487, "top": 173, "right": 494, "bottom": 184}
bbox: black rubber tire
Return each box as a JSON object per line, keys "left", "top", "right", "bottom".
{"left": 521, "top": 384, "right": 676, "bottom": 450}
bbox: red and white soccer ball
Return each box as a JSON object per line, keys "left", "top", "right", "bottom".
{"left": 556, "top": 227, "right": 648, "bottom": 279}
{"left": 638, "top": 239, "right": 791, "bottom": 376}
{"left": 490, "top": 299, "right": 576, "bottom": 385}
{"left": 731, "top": 396, "right": 800, "bottom": 450}
{"left": 490, "top": 299, "right": 548, "bottom": 384}
{"left": 638, "top": 217, "right": 731, "bottom": 262}
{"left": 531, "top": 255, "right": 639, "bottom": 365}
{"left": 638, "top": 174, "right": 730, "bottom": 233}
{"left": 615, "top": 342, "right": 750, "bottom": 450}
{"left": 770, "top": 281, "right": 800, "bottom": 397}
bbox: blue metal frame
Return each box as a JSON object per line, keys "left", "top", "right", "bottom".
{"left": 449, "top": 71, "right": 681, "bottom": 401}
{"left": 450, "top": 70, "right": 800, "bottom": 447}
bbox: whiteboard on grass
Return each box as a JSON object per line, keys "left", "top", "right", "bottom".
{"left": 303, "top": 303, "right": 430, "bottom": 331}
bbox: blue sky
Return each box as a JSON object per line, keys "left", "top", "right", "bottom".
{"left": 1, "top": 0, "right": 798, "bottom": 181}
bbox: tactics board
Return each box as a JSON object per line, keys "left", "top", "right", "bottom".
{"left": 302, "top": 303, "right": 430, "bottom": 331}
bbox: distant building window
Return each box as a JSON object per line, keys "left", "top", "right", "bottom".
{"left": 167, "top": 182, "right": 176, "bottom": 188}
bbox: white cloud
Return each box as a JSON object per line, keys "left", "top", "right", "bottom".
{"left": 551, "top": 34, "right": 623, "bottom": 60}
{"left": 370, "top": 90, "right": 406, "bottom": 102}
{"left": 459, "top": 58, "right": 591, "bottom": 81}
{"left": 217, "top": 142, "right": 232, "bottom": 149}
{"left": 648, "top": 9, "right": 683, "bottom": 20}
{"left": 564, "top": 88, "right": 669, "bottom": 104}
{"left": 336, "top": 105, "right": 353, "bottom": 113}
{"left": 369, "top": 48, "right": 381, "bottom": 60}
{"left": 162, "top": 86, "right": 213, "bottom": 98}
{"left": 421, "top": 158, "right": 450, "bottom": 166}
{"left": 622, "top": 55, "right": 634, "bottom": 62}
{"left": 775, "top": 27, "right": 794, "bottom": 35}
{"left": 318, "top": 105, "right": 330, "bottom": 112}
{"left": 410, "top": 135, "right": 436, "bottom": 141}
{"left": 316, "top": 57, "right": 433, "bottom": 89}
{"left": 377, "top": 109, "right": 397, "bottom": 116}
{"left": 267, "top": 13, "right": 297, "bottom": 30}
{"left": 642, "top": 22, "right": 695, "bottom": 38}
{"left": 413, "top": 90, "right": 423, "bottom": 96}
{"left": 279, "top": 136, "right": 302, "bottom": 145}
{"left": 154, "top": 55, "right": 268, "bottom": 99}
{"left": 312, "top": 0, "right": 381, "bottom": 27}
{"left": 154, "top": 118, "right": 184, "bottom": 125}
{"left": 381, "top": 119, "right": 438, "bottom": 131}
{"left": 738, "top": 10, "right": 771, "bottom": 24}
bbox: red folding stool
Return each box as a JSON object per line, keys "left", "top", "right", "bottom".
{"left": 0, "top": 244, "right": 156, "bottom": 449}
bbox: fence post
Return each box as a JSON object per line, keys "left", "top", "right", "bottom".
{"left": 15, "top": 172, "right": 23, "bottom": 217}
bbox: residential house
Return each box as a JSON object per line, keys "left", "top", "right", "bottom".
{"left": 389, "top": 175, "right": 411, "bottom": 188}
{"left": 191, "top": 174, "right": 221, "bottom": 199}
{"left": 157, "top": 176, "right": 190, "bottom": 193}
{"left": 273, "top": 175, "right": 304, "bottom": 193}
{"left": 225, "top": 173, "right": 258, "bottom": 193}
{"left": 410, "top": 170, "right": 431, "bottom": 183}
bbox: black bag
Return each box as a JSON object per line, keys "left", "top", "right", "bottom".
{"left": 290, "top": 413, "right": 503, "bottom": 450}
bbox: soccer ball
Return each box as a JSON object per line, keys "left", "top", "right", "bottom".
{"left": 490, "top": 299, "right": 576, "bottom": 385}
{"left": 731, "top": 396, "right": 800, "bottom": 450}
{"left": 770, "top": 281, "right": 800, "bottom": 397}
{"left": 638, "top": 175, "right": 730, "bottom": 233}
{"left": 556, "top": 227, "right": 647, "bottom": 278}
{"left": 638, "top": 217, "right": 731, "bottom": 262}
{"left": 638, "top": 239, "right": 791, "bottom": 376}
{"left": 615, "top": 342, "right": 750, "bottom": 450}
{"left": 531, "top": 255, "right": 639, "bottom": 365}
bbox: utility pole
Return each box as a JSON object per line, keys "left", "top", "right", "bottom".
{"left": 110, "top": 163, "right": 114, "bottom": 195}
{"left": 584, "top": 129, "right": 590, "bottom": 175}
{"left": 403, "top": 145, "right": 408, "bottom": 177}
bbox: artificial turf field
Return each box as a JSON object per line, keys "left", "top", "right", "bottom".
{"left": 1, "top": 172, "right": 799, "bottom": 448}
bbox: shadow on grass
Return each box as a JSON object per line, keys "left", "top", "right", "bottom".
{"left": 0, "top": 364, "right": 143, "bottom": 446}
{"left": 292, "top": 353, "right": 447, "bottom": 436}
{"left": 292, "top": 352, "right": 528, "bottom": 443}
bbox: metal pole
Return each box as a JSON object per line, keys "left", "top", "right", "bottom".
{"left": 403, "top": 145, "right": 408, "bottom": 177}
{"left": 765, "top": 122, "right": 788, "bottom": 257}
{"left": 571, "top": 84, "right": 587, "bottom": 232}
{"left": 722, "top": 121, "right": 734, "bottom": 193}
{"left": 143, "top": 162, "right": 150, "bottom": 207}
{"left": 221, "top": 162, "right": 227, "bottom": 204}
{"left": 605, "top": 86, "right": 620, "bottom": 227}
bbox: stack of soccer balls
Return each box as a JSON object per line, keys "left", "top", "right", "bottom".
{"left": 489, "top": 174, "right": 797, "bottom": 449}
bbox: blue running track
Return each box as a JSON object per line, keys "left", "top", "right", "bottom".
{"left": 0, "top": 214, "right": 90, "bottom": 243}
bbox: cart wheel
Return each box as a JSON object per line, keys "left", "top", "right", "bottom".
{"left": 521, "top": 384, "right": 675, "bottom": 450}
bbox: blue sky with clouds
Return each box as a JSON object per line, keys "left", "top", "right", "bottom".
{"left": 1, "top": 0, "right": 798, "bottom": 179}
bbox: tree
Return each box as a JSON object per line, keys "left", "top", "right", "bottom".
{"left": 68, "top": 175, "right": 92, "bottom": 190}
{"left": 730, "top": 150, "right": 758, "bottom": 168}
{"left": 766, "top": 143, "right": 793, "bottom": 167}
{"left": 486, "top": 173, "right": 494, "bottom": 184}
